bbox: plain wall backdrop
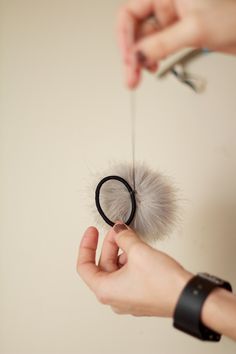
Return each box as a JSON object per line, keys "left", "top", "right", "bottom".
{"left": 1, "top": 0, "right": 236, "bottom": 353}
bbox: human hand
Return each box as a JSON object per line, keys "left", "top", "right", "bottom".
{"left": 77, "top": 222, "right": 192, "bottom": 317}
{"left": 117, "top": 0, "right": 236, "bottom": 88}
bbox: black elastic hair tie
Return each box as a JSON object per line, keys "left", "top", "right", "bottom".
{"left": 95, "top": 175, "right": 136, "bottom": 227}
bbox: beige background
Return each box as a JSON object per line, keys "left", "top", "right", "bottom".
{"left": 1, "top": 0, "right": 236, "bottom": 353}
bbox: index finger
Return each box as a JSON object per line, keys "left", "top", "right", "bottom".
{"left": 99, "top": 228, "right": 119, "bottom": 272}
{"left": 117, "top": 0, "right": 154, "bottom": 63}
{"left": 77, "top": 226, "right": 105, "bottom": 292}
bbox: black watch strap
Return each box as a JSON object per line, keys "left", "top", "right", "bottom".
{"left": 173, "top": 273, "right": 232, "bottom": 341}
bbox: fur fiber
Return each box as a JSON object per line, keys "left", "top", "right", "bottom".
{"left": 91, "top": 162, "right": 178, "bottom": 243}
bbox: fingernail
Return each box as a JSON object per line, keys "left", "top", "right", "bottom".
{"left": 113, "top": 223, "right": 128, "bottom": 234}
{"left": 145, "top": 65, "right": 153, "bottom": 72}
{"left": 146, "top": 63, "right": 156, "bottom": 71}
{"left": 136, "top": 50, "right": 147, "bottom": 66}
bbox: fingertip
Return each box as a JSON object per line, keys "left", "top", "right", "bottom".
{"left": 146, "top": 62, "right": 158, "bottom": 73}
{"left": 113, "top": 226, "right": 140, "bottom": 254}
{"left": 126, "top": 81, "right": 138, "bottom": 90}
{"left": 112, "top": 222, "right": 134, "bottom": 245}
{"left": 125, "top": 68, "right": 141, "bottom": 89}
{"left": 80, "top": 226, "right": 99, "bottom": 247}
{"left": 83, "top": 226, "right": 98, "bottom": 238}
{"left": 85, "top": 226, "right": 98, "bottom": 234}
{"left": 105, "top": 222, "right": 126, "bottom": 244}
{"left": 134, "top": 40, "right": 156, "bottom": 65}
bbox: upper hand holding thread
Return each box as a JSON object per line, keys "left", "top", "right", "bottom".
{"left": 117, "top": 0, "right": 236, "bottom": 88}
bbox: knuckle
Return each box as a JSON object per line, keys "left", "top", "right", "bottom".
{"left": 111, "top": 306, "right": 123, "bottom": 315}
{"left": 100, "top": 259, "right": 117, "bottom": 273}
{"left": 117, "top": 4, "right": 127, "bottom": 21}
{"left": 76, "top": 262, "right": 83, "bottom": 277}
{"left": 96, "top": 286, "right": 110, "bottom": 305}
{"left": 131, "top": 312, "right": 139, "bottom": 317}
{"left": 159, "top": 0, "right": 170, "bottom": 14}
{"left": 155, "top": 37, "right": 168, "bottom": 60}
{"left": 118, "top": 232, "right": 127, "bottom": 244}
{"left": 129, "top": 241, "right": 145, "bottom": 260}
{"left": 188, "top": 13, "right": 204, "bottom": 45}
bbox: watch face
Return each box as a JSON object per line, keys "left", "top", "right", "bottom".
{"left": 198, "top": 272, "right": 224, "bottom": 286}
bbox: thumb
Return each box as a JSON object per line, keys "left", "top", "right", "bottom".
{"left": 111, "top": 222, "right": 142, "bottom": 254}
{"left": 135, "top": 15, "right": 202, "bottom": 63}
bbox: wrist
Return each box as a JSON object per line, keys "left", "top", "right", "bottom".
{"left": 150, "top": 267, "right": 193, "bottom": 318}
{"left": 171, "top": 269, "right": 193, "bottom": 317}
{"left": 201, "top": 287, "right": 236, "bottom": 339}
{"left": 172, "top": 273, "right": 233, "bottom": 341}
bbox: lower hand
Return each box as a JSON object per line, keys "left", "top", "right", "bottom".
{"left": 77, "top": 222, "right": 192, "bottom": 317}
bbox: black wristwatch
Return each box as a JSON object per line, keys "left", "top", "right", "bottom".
{"left": 173, "top": 272, "right": 232, "bottom": 341}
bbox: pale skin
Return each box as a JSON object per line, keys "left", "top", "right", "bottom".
{"left": 77, "top": 223, "right": 236, "bottom": 341}
{"left": 77, "top": 0, "right": 236, "bottom": 342}
{"left": 117, "top": 0, "right": 236, "bottom": 88}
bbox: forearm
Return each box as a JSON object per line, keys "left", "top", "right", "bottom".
{"left": 201, "top": 287, "right": 236, "bottom": 341}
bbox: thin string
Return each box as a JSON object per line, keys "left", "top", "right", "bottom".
{"left": 130, "top": 91, "right": 136, "bottom": 191}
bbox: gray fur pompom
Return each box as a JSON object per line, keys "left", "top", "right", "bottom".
{"left": 92, "top": 162, "right": 178, "bottom": 243}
